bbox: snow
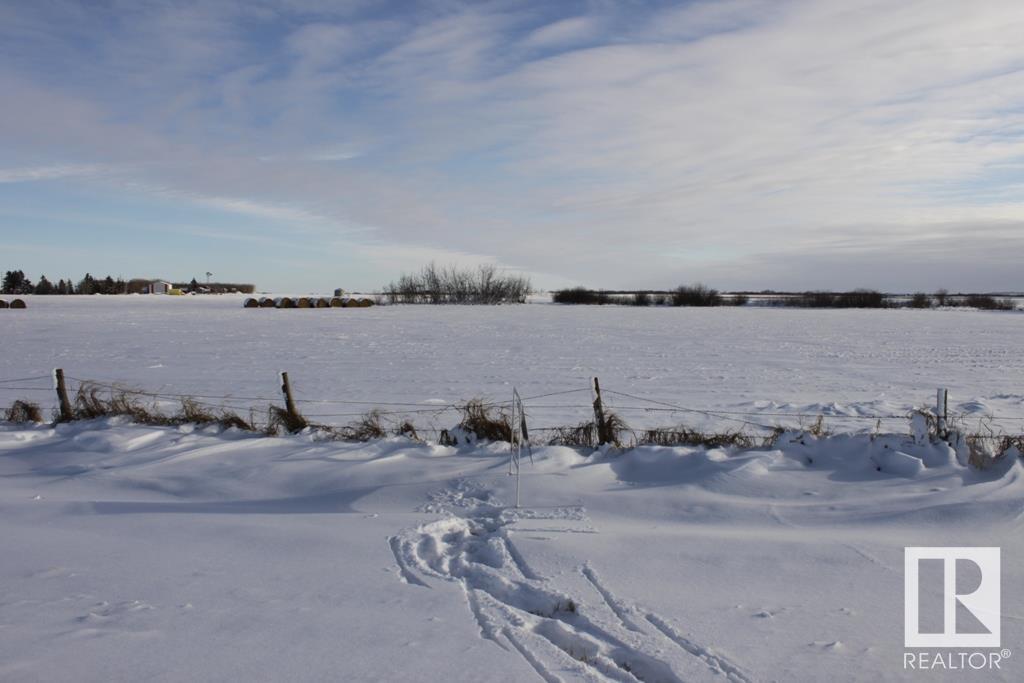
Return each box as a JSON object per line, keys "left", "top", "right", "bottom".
{"left": 1, "top": 418, "right": 1023, "bottom": 681}
{"left": 3, "top": 297, "right": 1024, "bottom": 681}
{"left": 3, "top": 295, "right": 1024, "bottom": 436}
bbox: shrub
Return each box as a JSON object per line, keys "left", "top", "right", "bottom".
{"left": 962, "top": 294, "right": 1015, "bottom": 311}
{"left": 731, "top": 293, "right": 750, "bottom": 306}
{"left": 672, "top": 284, "right": 722, "bottom": 307}
{"left": 785, "top": 289, "right": 886, "bottom": 308}
{"left": 382, "top": 263, "right": 531, "bottom": 304}
{"left": 552, "top": 288, "right": 612, "bottom": 305}
{"left": 909, "top": 292, "right": 932, "bottom": 309}
{"left": 631, "top": 291, "right": 652, "bottom": 306}
{"left": 934, "top": 289, "right": 949, "bottom": 306}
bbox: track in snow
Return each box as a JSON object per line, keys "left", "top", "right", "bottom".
{"left": 389, "top": 479, "right": 751, "bottom": 682}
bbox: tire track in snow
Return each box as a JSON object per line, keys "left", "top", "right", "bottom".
{"left": 390, "top": 481, "right": 752, "bottom": 682}
{"left": 644, "top": 614, "right": 751, "bottom": 683}
{"left": 581, "top": 565, "right": 645, "bottom": 633}
{"left": 584, "top": 565, "right": 751, "bottom": 683}
{"left": 388, "top": 536, "right": 430, "bottom": 588}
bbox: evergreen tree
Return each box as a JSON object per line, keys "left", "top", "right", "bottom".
{"left": 2, "top": 270, "right": 30, "bottom": 294}
{"left": 78, "top": 273, "right": 96, "bottom": 295}
{"left": 35, "top": 275, "right": 54, "bottom": 295}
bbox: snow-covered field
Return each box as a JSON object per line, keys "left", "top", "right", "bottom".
{"left": 2, "top": 295, "right": 1023, "bottom": 434}
{"left": 2, "top": 296, "right": 1024, "bottom": 681}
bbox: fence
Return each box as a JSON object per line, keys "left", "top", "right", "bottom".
{"left": 2, "top": 370, "right": 1023, "bottom": 452}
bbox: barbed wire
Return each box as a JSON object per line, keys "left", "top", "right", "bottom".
{"left": 0, "top": 375, "right": 52, "bottom": 385}
{"left": 2, "top": 373, "right": 1023, "bottom": 428}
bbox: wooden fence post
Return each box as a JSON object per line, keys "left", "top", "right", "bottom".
{"left": 54, "top": 368, "right": 73, "bottom": 422}
{"left": 280, "top": 371, "right": 302, "bottom": 428}
{"left": 593, "top": 377, "right": 609, "bottom": 446}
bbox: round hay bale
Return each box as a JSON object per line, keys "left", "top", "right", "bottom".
{"left": 259, "top": 297, "right": 276, "bottom": 308}
{"left": 10, "top": 299, "right": 27, "bottom": 309}
{"left": 296, "top": 297, "right": 314, "bottom": 308}
{"left": 340, "top": 297, "right": 357, "bottom": 308}
{"left": 0, "top": 300, "right": 8, "bottom": 309}
{"left": 243, "top": 298, "right": 259, "bottom": 308}
{"left": 329, "top": 297, "right": 345, "bottom": 307}
{"left": 355, "top": 298, "right": 374, "bottom": 307}
{"left": 315, "top": 297, "right": 331, "bottom": 308}
{"left": 275, "top": 297, "right": 296, "bottom": 309}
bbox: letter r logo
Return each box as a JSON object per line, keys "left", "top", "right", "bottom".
{"left": 905, "top": 547, "right": 1000, "bottom": 648}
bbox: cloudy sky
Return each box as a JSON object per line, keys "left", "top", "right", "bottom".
{"left": 2, "top": 0, "right": 1024, "bottom": 292}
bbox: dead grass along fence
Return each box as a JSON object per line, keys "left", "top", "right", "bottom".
{"left": 1, "top": 371, "right": 1022, "bottom": 466}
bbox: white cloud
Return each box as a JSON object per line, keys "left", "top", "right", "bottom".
{"left": 0, "top": 164, "right": 109, "bottom": 183}
{"left": 4, "top": 0, "right": 1024, "bottom": 290}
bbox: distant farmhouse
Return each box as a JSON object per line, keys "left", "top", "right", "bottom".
{"left": 126, "top": 278, "right": 255, "bottom": 295}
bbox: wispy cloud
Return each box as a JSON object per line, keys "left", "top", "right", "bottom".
{"left": 2, "top": 0, "right": 1024, "bottom": 290}
{"left": 0, "top": 164, "right": 110, "bottom": 183}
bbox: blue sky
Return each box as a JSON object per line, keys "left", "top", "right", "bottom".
{"left": 2, "top": 0, "right": 1024, "bottom": 292}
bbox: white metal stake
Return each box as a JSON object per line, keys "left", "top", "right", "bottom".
{"left": 936, "top": 388, "right": 949, "bottom": 438}
{"left": 510, "top": 388, "right": 522, "bottom": 508}
{"left": 509, "top": 392, "right": 516, "bottom": 477}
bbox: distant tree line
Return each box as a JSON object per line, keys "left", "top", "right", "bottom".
{"left": 552, "top": 285, "right": 1018, "bottom": 310}
{"left": 382, "top": 263, "right": 532, "bottom": 304}
{"left": 1, "top": 270, "right": 128, "bottom": 295}
{"left": 2, "top": 270, "right": 255, "bottom": 296}
{"left": 554, "top": 284, "right": 748, "bottom": 307}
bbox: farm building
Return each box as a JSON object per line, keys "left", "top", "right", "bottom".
{"left": 147, "top": 281, "right": 173, "bottom": 295}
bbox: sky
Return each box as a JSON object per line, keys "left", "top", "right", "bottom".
{"left": 2, "top": 0, "right": 1024, "bottom": 293}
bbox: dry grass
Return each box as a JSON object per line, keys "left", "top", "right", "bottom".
{"left": 342, "top": 409, "right": 387, "bottom": 441}
{"left": 66, "top": 383, "right": 256, "bottom": 431}
{"left": 457, "top": 399, "right": 512, "bottom": 442}
{"left": 267, "top": 405, "right": 308, "bottom": 434}
{"left": 393, "top": 419, "right": 419, "bottom": 440}
{"left": 178, "top": 398, "right": 255, "bottom": 431}
{"left": 636, "top": 426, "right": 760, "bottom": 449}
{"left": 547, "top": 410, "right": 630, "bottom": 448}
{"left": 72, "top": 384, "right": 167, "bottom": 423}
{"left": 4, "top": 400, "right": 43, "bottom": 423}
{"left": 547, "top": 421, "right": 598, "bottom": 448}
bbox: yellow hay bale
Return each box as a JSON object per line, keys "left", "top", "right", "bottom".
{"left": 10, "top": 299, "right": 27, "bottom": 309}
{"left": 243, "top": 298, "right": 259, "bottom": 308}
{"left": 275, "top": 297, "right": 296, "bottom": 309}
{"left": 0, "top": 300, "right": 8, "bottom": 309}
{"left": 296, "top": 297, "right": 314, "bottom": 308}
{"left": 355, "top": 298, "right": 374, "bottom": 307}
{"left": 259, "top": 297, "right": 276, "bottom": 308}
{"left": 315, "top": 297, "right": 331, "bottom": 308}
{"left": 330, "top": 297, "right": 345, "bottom": 307}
